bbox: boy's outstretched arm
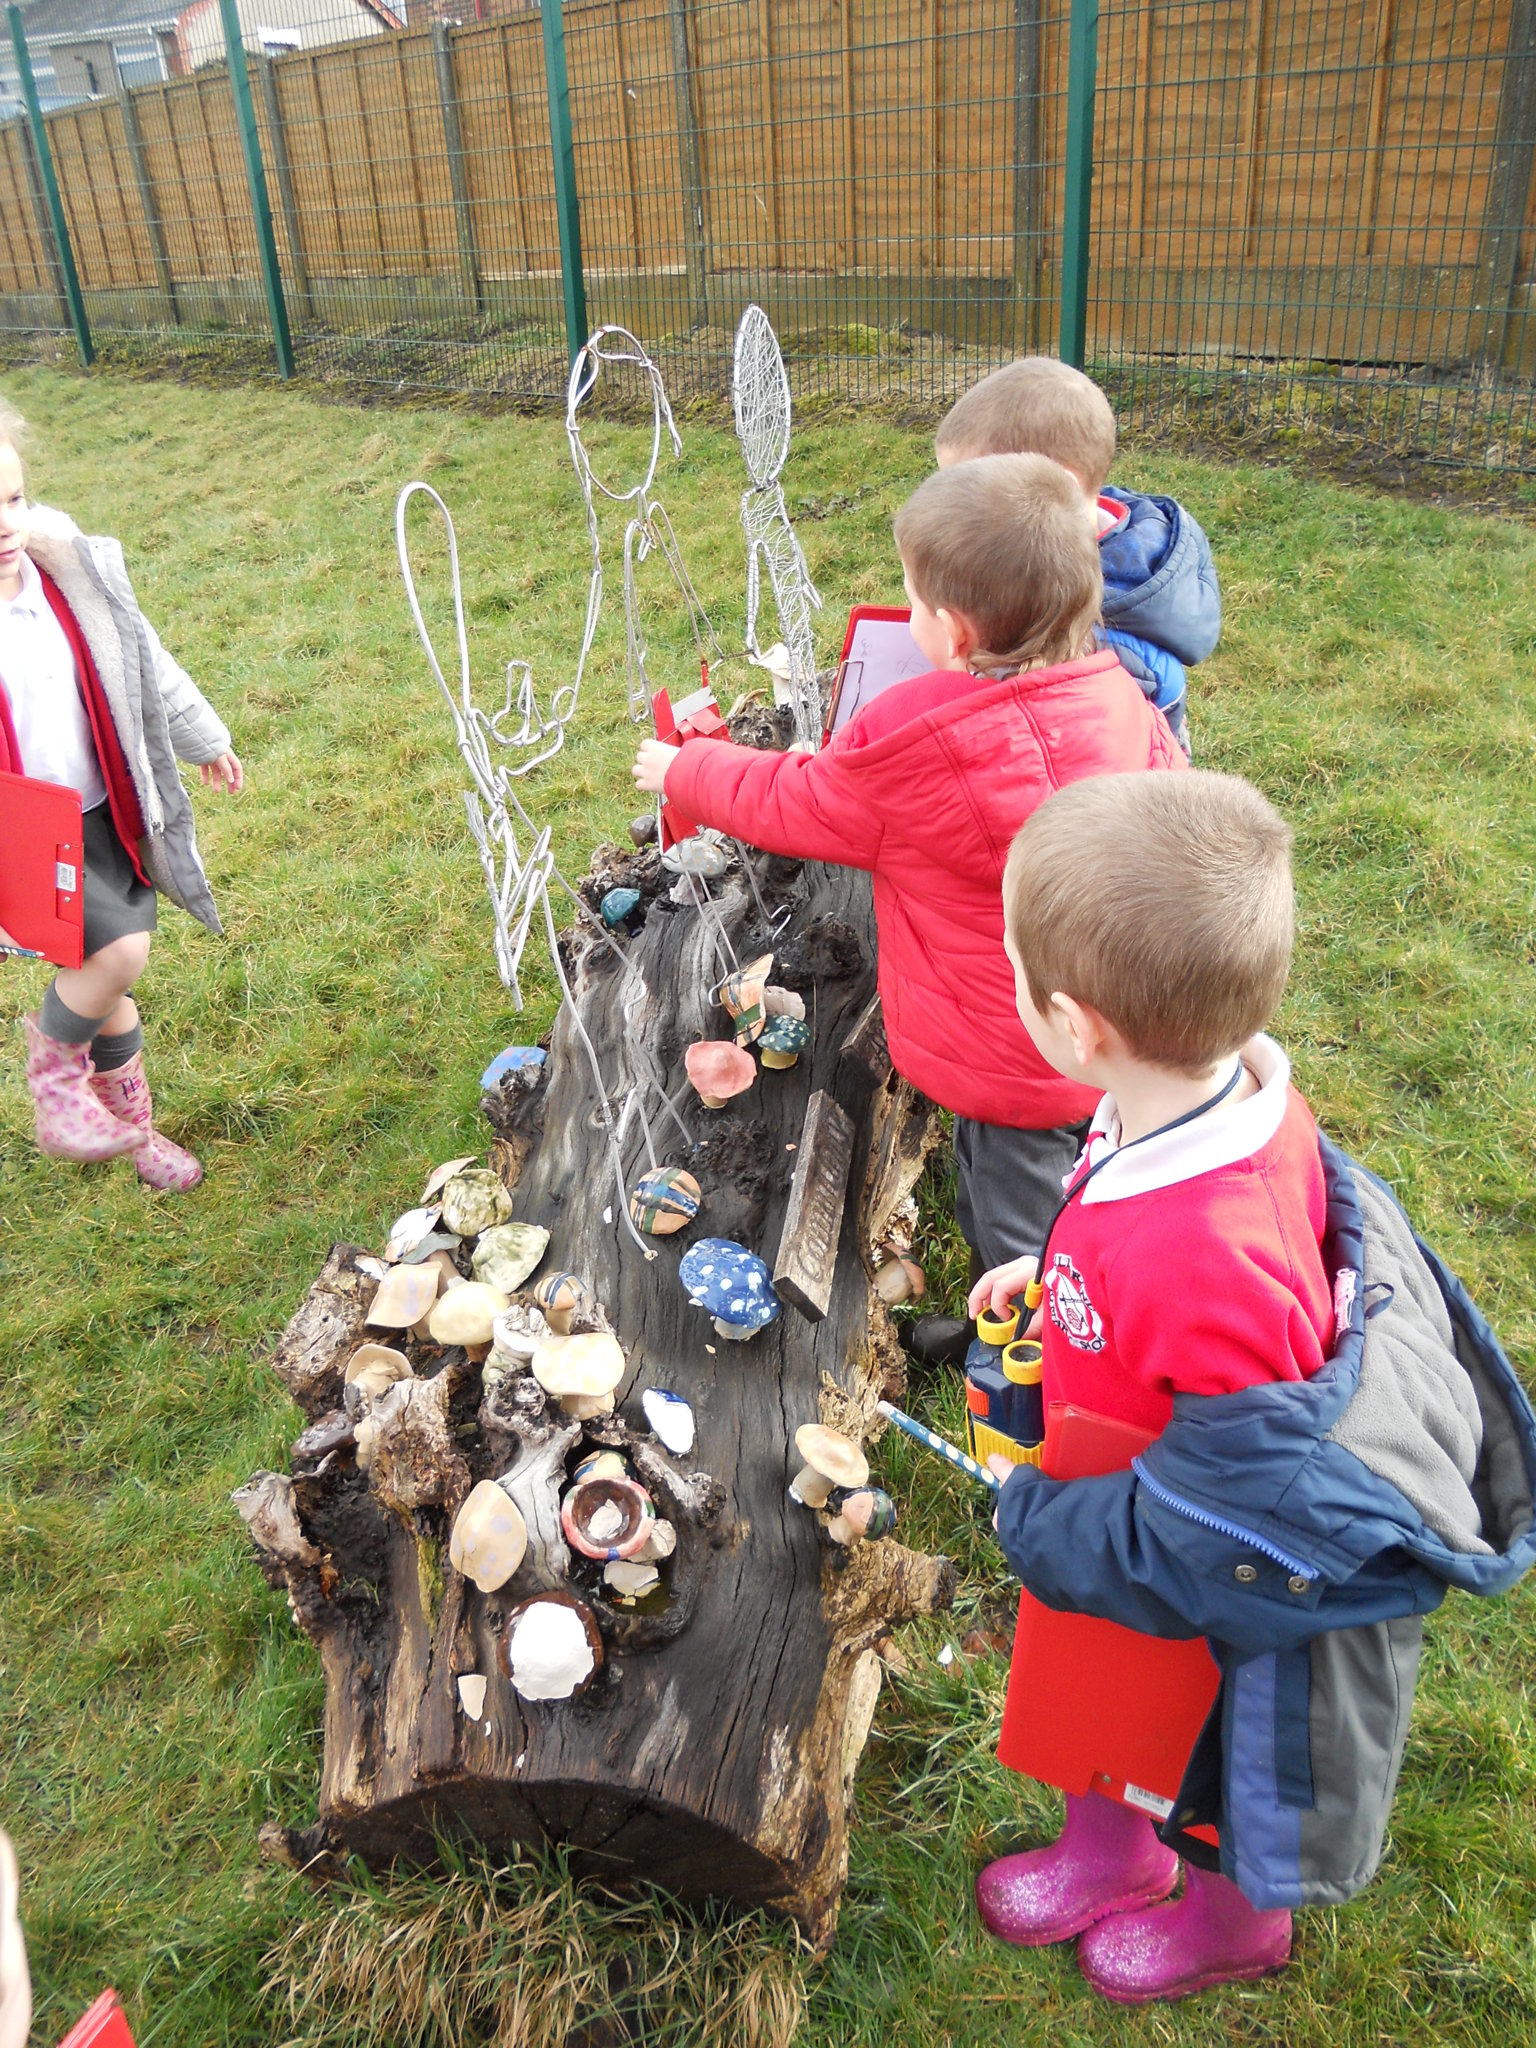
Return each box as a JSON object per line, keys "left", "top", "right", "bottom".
{"left": 645, "top": 733, "right": 885, "bottom": 872}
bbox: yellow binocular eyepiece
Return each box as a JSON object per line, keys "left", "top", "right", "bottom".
{"left": 1002, "top": 1339, "right": 1043, "bottom": 1385}
{"left": 975, "top": 1304, "right": 1019, "bottom": 1346}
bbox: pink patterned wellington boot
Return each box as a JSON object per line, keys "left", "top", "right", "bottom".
{"left": 1077, "top": 1862, "right": 1293, "bottom": 2003}
{"left": 22, "top": 1014, "right": 146, "bottom": 1163}
{"left": 89, "top": 1051, "right": 203, "bottom": 1192}
{"left": 975, "top": 1791, "right": 1180, "bottom": 1946}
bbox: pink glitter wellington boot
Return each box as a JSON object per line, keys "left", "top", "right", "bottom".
{"left": 1077, "top": 1862, "right": 1293, "bottom": 2003}
{"left": 22, "top": 1013, "right": 146, "bottom": 1163}
{"left": 89, "top": 1052, "right": 203, "bottom": 1192}
{"left": 975, "top": 1791, "right": 1180, "bottom": 1946}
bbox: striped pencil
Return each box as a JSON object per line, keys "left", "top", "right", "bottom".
{"left": 876, "top": 1400, "right": 1001, "bottom": 1494}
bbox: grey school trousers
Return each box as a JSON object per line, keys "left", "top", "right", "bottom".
{"left": 952, "top": 1115, "right": 1091, "bottom": 1275}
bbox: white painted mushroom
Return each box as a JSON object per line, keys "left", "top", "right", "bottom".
{"left": 531, "top": 1331, "right": 626, "bottom": 1415}
{"left": 457, "top": 1673, "right": 488, "bottom": 1721}
{"left": 427, "top": 1281, "right": 509, "bottom": 1349}
{"left": 604, "top": 1558, "right": 660, "bottom": 1600}
{"left": 636, "top": 1517, "right": 677, "bottom": 1563}
{"left": 385, "top": 1205, "right": 441, "bottom": 1261}
{"left": 343, "top": 1342, "right": 413, "bottom": 1408}
{"left": 491, "top": 1302, "right": 550, "bottom": 1368}
{"left": 449, "top": 1479, "right": 529, "bottom": 1592}
{"left": 789, "top": 1423, "right": 869, "bottom": 1510}
{"left": 641, "top": 1388, "right": 695, "bottom": 1456}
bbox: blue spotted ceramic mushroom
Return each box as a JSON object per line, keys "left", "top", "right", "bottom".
{"left": 678, "top": 1237, "right": 782, "bottom": 1342}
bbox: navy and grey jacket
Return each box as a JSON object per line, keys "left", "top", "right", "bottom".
{"left": 1098, "top": 486, "right": 1222, "bottom": 757}
{"left": 995, "top": 1136, "right": 1536, "bottom": 1909}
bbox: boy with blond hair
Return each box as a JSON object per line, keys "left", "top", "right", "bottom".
{"left": 635, "top": 454, "right": 1185, "bottom": 1278}
{"left": 968, "top": 770, "right": 1536, "bottom": 2003}
{"left": 936, "top": 357, "right": 1219, "bottom": 755}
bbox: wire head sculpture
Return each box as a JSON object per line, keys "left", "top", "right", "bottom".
{"left": 566, "top": 325, "right": 721, "bottom": 729}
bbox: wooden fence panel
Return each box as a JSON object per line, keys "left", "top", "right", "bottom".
{"left": 453, "top": 18, "right": 552, "bottom": 279}
{"left": 0, "top": 123, "right": 49, "bottom": 294}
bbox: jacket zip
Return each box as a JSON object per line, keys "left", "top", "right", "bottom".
{"left": 1132, "top": 1459, "right": 1319, "bottom": 1582}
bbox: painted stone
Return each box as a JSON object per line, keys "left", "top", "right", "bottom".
{"left": 440, "top": 1167, "right": 514, "bottom": 1238}
{"left": 600, "top": 885, "right": 642, "bottom": 930}
{"left": 480, "top": 1045, "right": 548, "bottom": 1092}
{"left": 471, "top": 1220, "right": 550, "bottom": 1292}
{"left": 678, "top": 1237, "right": 782, "bottom": 1340}
{"left": 661, "top": 830, "right": 729, "bottom": 878}
{"left": 719, "top": 952, "right": 773, "bottom": 1044}
{"left": 628, "top": 1165, "right": 702, "bottom": 1236}
{"left": 641, "top": 1387, "right": 695, "bottom": 1455}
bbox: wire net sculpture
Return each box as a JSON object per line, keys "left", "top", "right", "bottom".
{"left": 395, "top": 480, "right": 693, "bottom": 1261}
{"left": 733, "top": 305, "right": 822, "bottom": 747}
{"left": 566, "top": 325, "right": 722, "bottom": 728}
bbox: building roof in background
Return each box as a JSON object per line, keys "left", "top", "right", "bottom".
{"left": 13, "top": 0, "right": 178, "bottom": 45}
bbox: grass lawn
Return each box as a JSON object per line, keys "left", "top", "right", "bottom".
{"left": 1, "top": 365, "right": 1534, "bottom": 2048}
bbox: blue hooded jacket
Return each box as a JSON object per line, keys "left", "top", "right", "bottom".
{"left": 1098, "top": 487, "right": 1222, "bottom": 754}
{"left": 995, "top": 1137, "right": 1536, "bottom": 1908}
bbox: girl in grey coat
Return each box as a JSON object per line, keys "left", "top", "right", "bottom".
{"left": 0, "top": 414, "right": 241, "bottom": 1189}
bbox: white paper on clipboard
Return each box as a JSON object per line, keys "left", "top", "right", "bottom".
{"left": 830, "top": 613, "right": 930, "bottom": 736}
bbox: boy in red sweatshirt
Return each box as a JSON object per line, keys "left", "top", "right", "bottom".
{"left": 633, "top": 453, "right": 1186, "bottom": 1279}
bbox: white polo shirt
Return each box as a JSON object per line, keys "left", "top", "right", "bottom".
{"left": 0, "top": 551, "right": 105, "bottom": 809}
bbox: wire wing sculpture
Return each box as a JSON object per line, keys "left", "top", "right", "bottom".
{"left": 733, "top": 305, "right": 823, "bottom": 747}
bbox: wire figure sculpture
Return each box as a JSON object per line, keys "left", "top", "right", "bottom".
{"left": 733, "top": 304, "right": 823, "bottom": 747}
{"left": 566, "top": 325, "right": 722, "bottom": 728}
{"left": 396, "top": 480, "right": 693, "bottom": 1261}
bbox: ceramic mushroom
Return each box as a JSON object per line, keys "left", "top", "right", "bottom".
{"left": 873, "top": 1255, "right": 927, "bottom": 1306}
{"left": 628, "top": 1166, "right": 702, "bottom": 1237}
{"left": 385, "top": 1204, "right": 441, "bottom": 1260}
{"left": 758, "top": 1015, "right": 810, "bottom": 1070}
{"left": 718, "top": 952, "right": 773, "bottom": 1044}
{"left": 427, "top": 1281, "right": 509, "bottom": 1349}
{"left": 449, "top": 1479, "right": 529, "bottom": 1592}
{"left": 825, "top": 1484, "right": 897, "bottom": 1546}
{"left": 471, "top": 1221, "right": 550, "bottom": 1293}
{"left": 531, "top": 1330, "right": 626, "bottom": 1417}
{"left": 661, "top": 830, "right": 729, "bottom": 878}
{"left": 641, "top": 1387, "right": 695, "bottom": 1455}
{"left": 762, "top": 985, "right": 806, "bottom": 1022}
{"left": 343, "top": 1342, "right": 413, "bottom": 1414}
{"left": 532, "top": 1270, "right": 590, "bottom": 1336}
{"left": 678, "top": 1238, "right": 782, "bottom": 1341}
{"left": 789, "top": 1423, "right": 869, "bottom": 1509}
{"left": 684, "top": 1039, "right": 757, "bottom": 1111}
{"left": 365, "top": 1260, "right": 440, "bottom": 1331}
{"left": 439, "top": 1167, "right": 514, "bottom": 1238}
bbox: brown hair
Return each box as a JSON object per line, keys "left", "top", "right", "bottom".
{"left": 935, "top": 358, "right": 1116, "bottom": 495}
{"left": 893, "top": 453, "right": 1102, "bottom": 674}
{"left": 1003, "top": 771, "right": 1295, "bottom": 1071}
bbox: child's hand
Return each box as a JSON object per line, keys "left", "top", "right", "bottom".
{"left": 632, "top": 739, "right": 680, "bottom": 794}
{"left": 987, "top": 1453, "right": 1016, "bottom": 1530}
{"left": 201, "top": 750, "right": 244, "bottom": 793}
{"left": 968, "top": 1255, "right": 1041, "bottom": 1324}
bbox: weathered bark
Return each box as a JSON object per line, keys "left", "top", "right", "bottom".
{"left": 244, "top": 824, "right": 949, "bottom": 1948}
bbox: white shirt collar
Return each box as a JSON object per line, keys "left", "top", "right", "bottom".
{"left": 1, "top": 551, "right": 45, "bottom": 618}
{"left": 1075, "top": 1035, "right": 1292, "bottom": 1203}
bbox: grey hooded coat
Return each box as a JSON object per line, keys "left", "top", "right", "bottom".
{"left": 24, "top": 505, "right": 229, "bottom": 934}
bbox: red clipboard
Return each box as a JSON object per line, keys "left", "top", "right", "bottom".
{"left": 0, "top": 769, "right": 85, "bottom": 968}
{"left": 998, "top": 1402, "right": 1221, "bottom": 1829}
{"left": 57, "top": 1989, "right": 136, "bottom": 2048}
{"left": 824, "top": 605, "right": 928, "bottom": 742}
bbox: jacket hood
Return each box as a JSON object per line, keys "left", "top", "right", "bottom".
{"left": 829, "top": 648, "right": 1134, "bottom": 883}
{"left": 1099, "top": 488, "right": 1221, "bottom": 666}
{"left": 1140, "top": 1137, "right": 1536, "bottom": 1599}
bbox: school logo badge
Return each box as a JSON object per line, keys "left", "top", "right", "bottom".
{"left": 1045, "top": 1252, "right": 1105, "bottom": 1353}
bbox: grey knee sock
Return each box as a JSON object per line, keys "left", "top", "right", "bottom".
{"left": 40, "top": 981, "right": 109, "bottom": 1045}
{"left": 91, "top": 1023, "right": 144, "bottom": 1073}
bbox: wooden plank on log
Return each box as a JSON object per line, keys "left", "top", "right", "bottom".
{"left": 774, "top": 1090, "right": 855, "bottom": 1322}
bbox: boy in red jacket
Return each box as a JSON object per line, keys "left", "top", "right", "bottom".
{"left": 633, "top": 453, "right": 1186, "bottom": 1279}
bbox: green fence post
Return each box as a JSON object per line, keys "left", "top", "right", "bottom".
{"left": 8, "top": 5, "right": 91, "bottom": 365}
{"left": 1058, "top": 0, "right": 1098, "bottom": 369}
{"left": 539, "top": 0, "right": 588, "bottom": 365}
{"left": 217, "top": 0, "right": 294, "bottom": 378}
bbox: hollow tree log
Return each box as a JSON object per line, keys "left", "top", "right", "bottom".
{"left": 243, "top": 820, "right": 951, "bottom": 1947}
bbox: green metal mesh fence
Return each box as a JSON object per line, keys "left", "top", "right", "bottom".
{"left": 0, "top": 0, "right": 1530, "bottom": 469}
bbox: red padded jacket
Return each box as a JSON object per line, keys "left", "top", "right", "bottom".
{"left": 664, "top": 647, "right": 1188, "bottom": 1128}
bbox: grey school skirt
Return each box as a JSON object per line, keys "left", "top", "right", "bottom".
{"left": 82, "top": 802, "right": 157, "bottom": 955}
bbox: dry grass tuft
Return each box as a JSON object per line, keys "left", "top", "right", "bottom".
{"left": 266, "top": 1850, "right": 806, "bottom": 2048}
